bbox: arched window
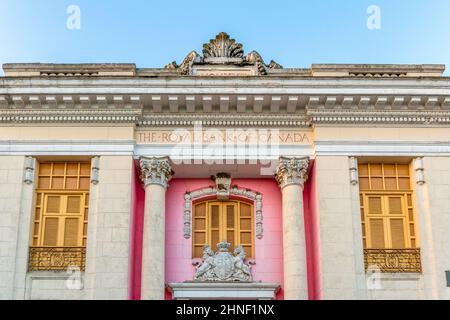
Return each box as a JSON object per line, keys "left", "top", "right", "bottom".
{"left": 192, "top": 200, "right": 254, "bottom": 259}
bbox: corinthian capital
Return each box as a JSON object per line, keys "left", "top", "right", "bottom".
{"left": 275, "top": 156, "right": 310, "bottom": 189}
{"left": 139, "top": 156, "right": 173, "bottom": 189}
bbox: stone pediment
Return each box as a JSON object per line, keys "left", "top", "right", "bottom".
{"left": 165, "top": 32, "right": 282, "bottom": 76}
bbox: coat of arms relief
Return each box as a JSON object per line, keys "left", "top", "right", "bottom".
{"left": 193, "top": 241, "right": 253, "bottom": 282}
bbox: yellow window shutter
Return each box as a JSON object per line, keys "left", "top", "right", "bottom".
{"left": 46, "top": 196, "right": 61, "bottom": 213}
{"left": 390, "top": 218, "right": 406, "bottom": 248}
{"left": 43, "top": 217, "right": 59, "bottom": 246}
{"left": 66, "top": 196, "right": 82, "bottom": 213}
{"left": 369, "top": 218, "right": 385, "bottom": 248}
{"left": 388, "top": 197, "right": 403, "bottom": 215}
{"left": 226, "top": 204, "right": 235, "bottom": 250}
{"left": 368, "top": 197, "right": 382, "bottom": 214}
{"left": 64, "top": 218, "right": 80, "bottom": 246}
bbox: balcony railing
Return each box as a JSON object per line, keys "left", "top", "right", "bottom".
{"left": 28, "top": 247, "right": 86, "bottom": 271}
{"left": 364, "top": 248, "right": 422, "bottom": 273}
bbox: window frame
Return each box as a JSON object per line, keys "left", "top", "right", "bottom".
{"left": 192, "top": 199, "right": 255, "bottom": 259}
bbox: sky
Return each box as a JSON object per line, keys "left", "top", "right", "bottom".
{"left": 0, "top": 0, "right": 449, "bottom": 75}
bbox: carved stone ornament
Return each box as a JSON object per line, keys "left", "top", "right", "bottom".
{"left": 194, "top": 241, "right": 253, "bottom": 282}
{"left": 139, "top": 156, "right": 173, "bottom": 189}
{"left": 203, "top": 32, "right": 244, "bottom": 63}
{"left": 211, "top": 172, "right": 231, "bottom": 200}
{"left": 275, "top": 156, "right": 310, "bottom": 189}
{"left": 165, "top": 32, "right": 282, "bottom": 75}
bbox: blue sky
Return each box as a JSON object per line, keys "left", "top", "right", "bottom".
{"left": 0, "top": 0, "right": 449, "bottom": 75}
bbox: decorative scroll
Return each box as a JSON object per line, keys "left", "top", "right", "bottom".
{"left": 364, "top": 248, "right": 422, "bottom": 273}
{"left": 184, "top": 183, "right": 263, "bottom": 240}
{"left": 28, "top": 247, "right": 86, "bottom": 271}
{"left": 193, "top": 241, "right": 252, "bottom": 282}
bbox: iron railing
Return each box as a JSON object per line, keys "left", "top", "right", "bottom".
{"left": 364, "top": 248, "right": 422, "bottom": 273}
{"left": 28, "top": 247, "right": 86, "bottom": 271}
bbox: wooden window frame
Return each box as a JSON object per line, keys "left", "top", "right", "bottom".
{"left": 29, "top": 161, "right": 90, "bottom": 271}
{"left": 358, "top": 162, "right": 421, "bottom": 273}
{"left": 192, "top": 199, "right": 254, "bottom": 259}
{"left": 361, "top": 192, "right": 416, "bottom": 249}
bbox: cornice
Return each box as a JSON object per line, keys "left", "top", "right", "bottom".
{"left": 138, "top": 114, "right": 309, "bottom": 128}
{"left": 1, "top": 88, "right": 450, "bottom": 126}
{"left": 2, "top": 77, "right": 450, "bottom": 92}
{"left": 308, "top": 110, "right": 450, "bottom": 125}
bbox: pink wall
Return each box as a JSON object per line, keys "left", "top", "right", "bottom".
{"left": 129, "top": 168, "right": 321, "bottom": 300}
{"left": 303, "top": 160, "right": 322, "bottom": 300}
{"left": 165, "top": 178, "right": 284, "bottom": 299}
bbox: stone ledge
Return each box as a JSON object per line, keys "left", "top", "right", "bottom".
{"left": 167, "top": 282, "right": 280, "bottom": 300}
{"left": 365, "top": 272, "right": 422, "bottom": 281}
{"left": 311, "top": 64, "right": 445, "bottom": 78}
{"left": 3, "top": 63, "right": 136, "bottom": 77}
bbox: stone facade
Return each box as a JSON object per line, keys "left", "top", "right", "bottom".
{"left": 1, "top": 33, "right": 450, "bottom": 300}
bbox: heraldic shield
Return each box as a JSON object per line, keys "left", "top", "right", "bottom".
{"left": 194, "top": 241, "right": 253, "bottom": 282}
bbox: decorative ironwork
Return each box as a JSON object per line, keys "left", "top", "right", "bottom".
{"left": 28, "top": 247, "right": 86, "bottom": 271}
{"left": 364, "top": 248, "right": 422, "bottom": 273}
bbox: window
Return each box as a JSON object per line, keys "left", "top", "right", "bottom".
{"left": 359, "top": 163, "right": 421, "bottom": 273}
{"left": 192, "top": 200, "right": 254, "bottom": 259}
{"left": 29, "top": 162, "right": 91, "bottom": 271}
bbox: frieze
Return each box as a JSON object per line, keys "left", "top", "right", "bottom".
{"left": 135, "top": 129, "right": 312, "bottom": 145}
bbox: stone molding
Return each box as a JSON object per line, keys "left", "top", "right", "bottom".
{"left": 414, "top": 157, "right": 425, "bottom": 185}
{"left": 349, "top": 157, "right": 359, "bottom": 185}
{"left": 139, "top": 156, "right": 173, "bottom": 189}
{"left": 184, "top": 184, "right": 263, "bottom": 240}
{"left": 90, "top": 157, "right": 100, "bottom": 185}
{"left": 275, "top": 156, "right": 310, "bottom": 189}
{"left": 23, "top": 156, "right": 36, "bottom": 184}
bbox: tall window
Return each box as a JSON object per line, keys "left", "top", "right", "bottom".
{"left": 192, "top": 200, "right": 254, "bottom": 259}
{"left": 29, "top": 162, "right": 91, "bottom": 271}
{"left": 359, "top": 162, "right": 421, "bottom": 273}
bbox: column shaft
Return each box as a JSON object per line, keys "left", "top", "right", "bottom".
{"left": 139, "top": 157, "right": 173, "bottom": 300}
{"left": 276, "top": 156, "right": 309, "bottom": 300}
{"left": 282, "top": 184, "right": 307, "bottom": 299}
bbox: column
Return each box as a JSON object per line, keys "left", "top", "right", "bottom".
{"left": 140, "top": 156, "right": 173, "bottom": 300}
{"left": 275, "top": 156, "right": 309, "bottom": 300}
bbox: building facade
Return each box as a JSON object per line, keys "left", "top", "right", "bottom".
{"left": 1, "top": 33, "right": 450, "bottom": 300}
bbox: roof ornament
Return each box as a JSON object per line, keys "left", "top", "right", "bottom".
{"left": 165, "top": 32, "right": 282, "bottom": 75}
{"left": 203, "top": 32, "right": 244, "bottom": 63}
